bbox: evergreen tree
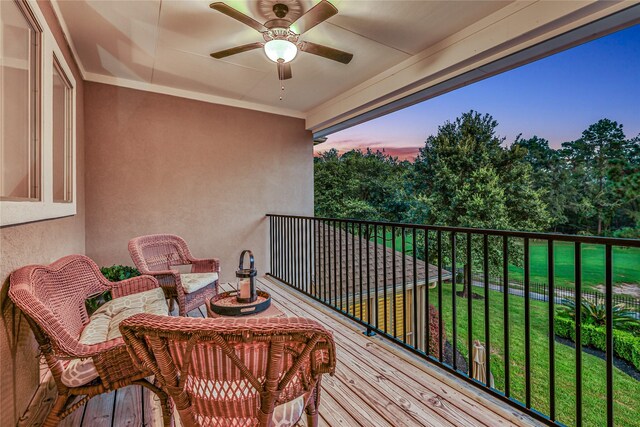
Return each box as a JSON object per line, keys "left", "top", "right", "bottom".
{"left": 410, "top": 111, "right": 550, "bottom": 297}
{"left": 561, "top": 119, "right": 630, "bottom": 235}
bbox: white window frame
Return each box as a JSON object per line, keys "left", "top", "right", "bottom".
{"left": 52, "top": 54, "right": 73, "bottom": 203}
{"left": 1, "top": 0, "right": 76, "bottom": 226}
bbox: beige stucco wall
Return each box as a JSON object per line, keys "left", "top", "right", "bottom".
{"left": 84, "top": 82, "right": 313, "bottom": 283}
{"left": 0, "top": 1, "right": 86, "bottom": 425}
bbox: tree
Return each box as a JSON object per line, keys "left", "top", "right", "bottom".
{"left": 314, "top": 148, "right": 409, "bottom": 222}
{"left": 410, "top": 111, "right": 550, "bottom": 297}
{"left": 608, "top": 134, "right": 640, "bottom": 230}
{"left": 513, "top": 136, "right": 571, "bottom": 230}
{"left": 561, "top": 119, "right": 628, "bottom": 235}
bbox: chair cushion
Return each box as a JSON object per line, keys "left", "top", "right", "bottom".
{"left": 181, "top": 272, "right": 218, "bottom": 293}
{"left": 272, "top": 395, "right": 305, "bottom": 426}
{"left": 61, "top": 287, "right": 168, "bottom": 387}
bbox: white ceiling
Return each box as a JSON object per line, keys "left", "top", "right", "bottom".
{"left": 53, "top": 0, "right": 511, "bottom": 114}
{"left": 52, "top": 0, "right": 637, "bottom": 130}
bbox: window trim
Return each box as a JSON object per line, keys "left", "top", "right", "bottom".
{"left": 1, "top": 0, "right": 77, "bottom": 226}
{"left": 0, "top": 0, "right": 42, "bottom": 202}
{"left": 52, "top": 53, "right": 73, "bottom": 203}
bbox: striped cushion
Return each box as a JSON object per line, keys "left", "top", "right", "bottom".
{"left": 61, "top": 287, "right": 168, "bottom": 387}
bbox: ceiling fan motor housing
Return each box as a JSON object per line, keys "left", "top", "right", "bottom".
{"left": 272, "top": 3, "right": 289, "bottom": 19}
{"left": 263, "top": 27, "right": 299, "bottom": 43}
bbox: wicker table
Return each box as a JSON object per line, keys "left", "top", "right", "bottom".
{"left": 207, "top": 289, "right": 285, "bottom": 319}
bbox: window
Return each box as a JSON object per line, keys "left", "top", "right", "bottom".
{"left": 52, "top": 56, "right": 72, "bottom": 202}
{"left": 0, "top": 0, "right": 76, "bottom": 226}
{"left": 0, "top": 0, "right": 40, "bottom": 200}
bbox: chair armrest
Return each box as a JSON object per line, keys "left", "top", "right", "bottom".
{"left": 109, "top": 275, "right": 159, "bottom": 298}
{"left": 62, "top": 336, "right": 126, "bottom": 359}
{"left": 189, "top": 258, "right": 220, "bottom": 273}
{"left": 81, "top": 338, "right": 149, "bottom": 386}
{"left": 140, "top": 270, "right": 186, "bottom": 299}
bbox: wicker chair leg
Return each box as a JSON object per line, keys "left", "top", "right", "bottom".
{"left": 304, "top": 395, "right": 318, "bottom": 427}
{"left": 305, "top": 405, "right": 319, "bottom": 427}
{"left": 305, "top": 381, "right": 321, "bottom": 427}
{"left": 42, "top": 393, "right": 72, "bottom": 427}
{"left": 135, "top": 379, "right": 173, "bottom": 427}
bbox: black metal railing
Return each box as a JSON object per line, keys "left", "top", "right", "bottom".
{"left": 266, "top": 214, "right": 640, "bottom": 427}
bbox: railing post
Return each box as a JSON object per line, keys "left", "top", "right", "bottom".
{"left": 425, "top": 228, "right": 430, "bottom": 358}
{"left": 605, "top": 244, "right": 613, "bottom": 426}
{"left": 503, "top": 235, "right": 510, "bottom": 398}
{"left": 467, "top": 232, "right": 473, "bottom": 376}
{"left": 548, "top": 239, "right": 556, "bottom": 421}
{"left": 437, "top": 230, "right": 443, "bottom": 362}
{"left": 483, "top": 234, "right": 490, "bottom": 388}
{"left": 451, "top": 231, "right": 457, "bottom": 370}
{"left": 575, "top": 242, "right": 582, "bottom": 427}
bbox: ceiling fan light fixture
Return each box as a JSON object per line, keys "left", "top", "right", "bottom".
{"left": 264, "top": 39, "right": 297, "bottom": 63}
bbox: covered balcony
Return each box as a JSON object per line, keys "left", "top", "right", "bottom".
{"left": 20, "top": 277, "right": 538, "bottom": 427}
{"left": 1, "top": 1, "right": 639, "bottom": 427}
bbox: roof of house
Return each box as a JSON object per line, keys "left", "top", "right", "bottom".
{"left": 313, "top": 223, "right": 452, "bottom": 295}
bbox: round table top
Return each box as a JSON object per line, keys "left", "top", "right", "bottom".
{"left": 208, "top": 290, "right": 285, "bottom": 318}
{"left": 212, "top": 292, "right": 269, "bottom": 308}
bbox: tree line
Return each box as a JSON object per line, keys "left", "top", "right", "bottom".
{"left": 315, "top": 111, "right": 639, "bottom": 238}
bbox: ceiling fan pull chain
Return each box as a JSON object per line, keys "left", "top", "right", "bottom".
{"left": 279, "top": 83, "right": 285, "bottom": 101}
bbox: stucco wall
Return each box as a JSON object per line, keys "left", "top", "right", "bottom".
{"left": 84, "top": 82, "right": 313, "bottom": 283}
{"left": 0, "top": 1, "right": 85, "bottom": 425}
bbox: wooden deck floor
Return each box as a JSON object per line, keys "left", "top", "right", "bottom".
{"left": 22, "top": 277, "right": 541, "bottom": 427}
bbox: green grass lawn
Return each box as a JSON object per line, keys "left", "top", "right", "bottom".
{"left": 374, "top": 228, "right": 415, "bottom": 252}
{"left": 375, "top": 231, "right": 640, "bottom": 293}
{"left": 508, "top": 240, "right": 640, "bottom": 291}
{"left": 429, "top": 284, "right": 640, "bottom": 427}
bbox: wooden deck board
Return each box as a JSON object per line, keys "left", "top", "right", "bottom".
{"left": 262, "top": 279, "right": 509, "bottom": 427}
{"left": 113, "top": 384, "right": 143, "bottom": 426}
{"left": 264, "top": 282, "right": 463, "bottom": 427}
{"left": 80, "top": 389, "right": 115, "bottom": 427}
{"left": 21, "top": 278, "right": 541, "bottom": 427}
{"left": 57, "top": 396, "right": 86, "bottom": 427}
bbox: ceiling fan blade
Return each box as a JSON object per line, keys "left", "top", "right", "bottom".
{"left": 299, "top": 41, "right": 353, "bottom": 64}
{"left": 291, "top": 0, "right": 337, "bottom": 35}
{"left": 210, "top": 42, "right": 263, "bottom": 59}
{"left": 277, "top": 62, "right": 292, "bottom": 80}
{"left": 209, "top": 2, "right": 267, "bottom": 32}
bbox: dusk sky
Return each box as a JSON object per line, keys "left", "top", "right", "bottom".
{"left": 315, "top": 24, "right": 640, "bottom": 161}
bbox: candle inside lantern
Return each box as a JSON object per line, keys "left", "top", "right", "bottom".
{"left": 239, "top": 279, "right": 251, "bottom": 300}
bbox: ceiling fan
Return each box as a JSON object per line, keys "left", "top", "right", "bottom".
{"left": 209, "top": 1, "right": 354, "bottom": 80}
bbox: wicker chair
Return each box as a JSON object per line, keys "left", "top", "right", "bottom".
{"left": 120, "top": 314, "right": 337, "bottom": 427}
{"left": 8, "top": 255, "right": 172, "bottom": 427}
{"left": 128, "top": 234, "right": 220, "bottom": 316}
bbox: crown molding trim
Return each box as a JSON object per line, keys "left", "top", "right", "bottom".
{"left": 83, "top": 72, "right": 306, "bottom": 119}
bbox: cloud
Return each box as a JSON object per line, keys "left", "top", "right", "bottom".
{"left": 314, "top": 142, "right": 421, "bottom": 162}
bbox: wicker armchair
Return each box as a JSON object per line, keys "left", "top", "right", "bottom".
{"left": 120, "top": 314, "right": 337, "bottom": 427}
{"left": 128, "top": 234, "right": 220, "bottom": 316}
{"left": 8, "top": 255, "right": 172, "bottom": 427}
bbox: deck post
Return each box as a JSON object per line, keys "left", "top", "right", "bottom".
{"left": 364, "top": 327, "right": 376, "bottom": 337}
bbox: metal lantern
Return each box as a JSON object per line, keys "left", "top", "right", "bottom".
{"left": 236, "top": 250, "right": 257, "bottom": 303}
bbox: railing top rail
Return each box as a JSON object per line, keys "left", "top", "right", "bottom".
{"left": 266, "top": 214, "right": 640, "bottom": 247}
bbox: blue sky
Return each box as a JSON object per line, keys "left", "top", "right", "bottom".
{"left": 316, "top": 24, "right": 640, "bottom": 159}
